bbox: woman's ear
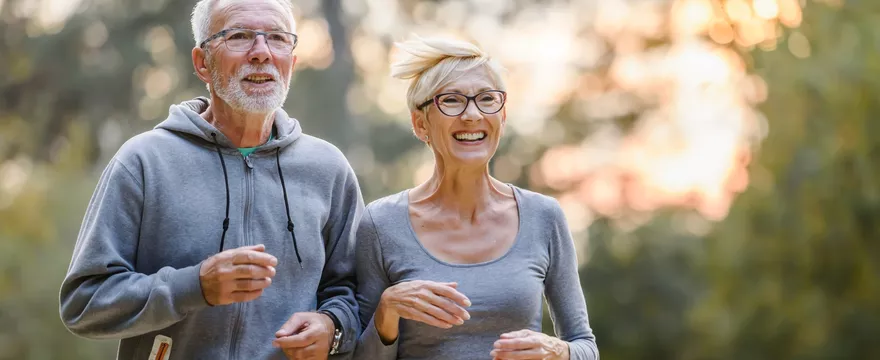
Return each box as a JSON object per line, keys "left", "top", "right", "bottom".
{"left": 410, "top": 111, "right": 429, "bottom": 143}
{"left": 500, "top": 108, "right": 507, "bottom": 137}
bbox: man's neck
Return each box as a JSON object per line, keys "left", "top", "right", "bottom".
{"left": 200, "top": 97, "right": 275, "bottom": 148}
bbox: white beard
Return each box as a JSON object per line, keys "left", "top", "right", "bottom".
{"left": 211, "top": 63, "right": 290, "bottom": 113}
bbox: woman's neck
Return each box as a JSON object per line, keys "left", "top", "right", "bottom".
{"left": 410, "top": 163, "right": 512, "bottom": 224}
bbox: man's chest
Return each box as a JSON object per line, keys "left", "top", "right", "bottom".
{"left": 134, "top": 167, "right": 332, "bottom": 272}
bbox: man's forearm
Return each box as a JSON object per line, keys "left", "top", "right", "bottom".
{"left": 60, "top": 264, "right": 208, "bottom": 339}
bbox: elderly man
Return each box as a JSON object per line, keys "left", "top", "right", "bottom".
{"left": 59, "top": 0, "right": 361, "bottom": 358}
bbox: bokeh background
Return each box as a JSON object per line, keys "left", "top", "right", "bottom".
{"left": 2, "top": 0, "right": 879, "bottom": 358}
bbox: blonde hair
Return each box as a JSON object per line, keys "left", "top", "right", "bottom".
{"left": 391, "top": 35, "right": 506, "bottom": 112}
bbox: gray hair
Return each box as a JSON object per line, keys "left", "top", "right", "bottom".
{"left": 391, "top": 35, "right": 507, "bottom": 113}
{"left": 191, "top": 0, "right": 297, "bottom": 46}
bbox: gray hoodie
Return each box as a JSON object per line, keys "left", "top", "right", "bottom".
{"left": 60, "top": 97, "right": 363, "bottom": 359}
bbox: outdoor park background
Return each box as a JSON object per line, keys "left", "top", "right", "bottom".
{"left": 1, "top": 0, "right": 879, "bottom": 358}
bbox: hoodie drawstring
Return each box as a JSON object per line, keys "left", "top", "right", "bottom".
{"left": 209, "top": 133, "right": 302, "bottom": 268}
{"left": 210, "top": 132, "right": 231, "bottom": 253}
{"left": 276, "top": 148, "right": 303, "bottom": 268}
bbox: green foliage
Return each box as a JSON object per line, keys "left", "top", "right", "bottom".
{"left": 696, "top": 2, "right": 880, "bottom": 358}
{"left": 569, "top": 2, "right": 880, "bottom": 359}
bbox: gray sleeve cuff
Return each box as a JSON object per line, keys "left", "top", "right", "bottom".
{"left": 319, "top": 303, "right": 358, "bottom": 355}
{"left": 568, "top": 340, "right": 600, "bottom": 360}
{"left": 167, "top": 264, "right": 210, "bottom": 314}
{"left": 354, "top": 316, "right": 398, "bottom": 360}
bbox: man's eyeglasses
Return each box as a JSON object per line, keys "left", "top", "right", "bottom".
{"left": 417, "top": 90, "right": 507, "bottom": 117}
{"left": 200, "top": 28, "right": 298, "bottom": 54}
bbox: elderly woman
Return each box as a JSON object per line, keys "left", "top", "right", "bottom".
{"left": 354, "top": 36, "right": 599, "bottom": 360}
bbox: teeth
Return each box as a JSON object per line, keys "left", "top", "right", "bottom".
{"left": 454, "top": 132, "right": 486, "bottom": 141}
{"left": 246, "top": 76, "right": 271, "bottom": 82}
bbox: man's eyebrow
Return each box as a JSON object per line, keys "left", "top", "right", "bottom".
{"left": 227, "top": 23, "right": 287, "bottom": 32}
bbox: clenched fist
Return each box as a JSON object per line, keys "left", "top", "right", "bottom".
{"left": 199, "top": 244, "right": 278, "bottom": 306}
{"left": 273, "top": 311, "right": 336, "bottom": 360}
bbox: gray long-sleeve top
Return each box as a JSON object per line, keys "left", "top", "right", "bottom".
{"left": 354, "top": 186, "right": 599, "bottom": 360}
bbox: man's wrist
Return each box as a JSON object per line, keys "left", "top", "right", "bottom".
{"left": 318, "top": 311, "right": 336, "bottom": 333}
{"left": 317, "top": 310, "right": 342, "bottom": 354}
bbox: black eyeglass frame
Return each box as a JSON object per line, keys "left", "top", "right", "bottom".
{"left": 417, "top": 90, "right": 508, "bottom": 117}
{"left": 199, "top": 28, "right": 299, "bottom": 54}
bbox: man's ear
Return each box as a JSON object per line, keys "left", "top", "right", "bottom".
{"left": 192, "top": 47, "right": 212, "bottom": 85}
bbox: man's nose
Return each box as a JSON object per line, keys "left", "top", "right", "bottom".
{"left": 248, "top": 35, "right": 272, "bottom": 63}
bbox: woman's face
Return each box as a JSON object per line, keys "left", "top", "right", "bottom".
{"left": 412, "top": 67, "right": 507, "bottom": 168}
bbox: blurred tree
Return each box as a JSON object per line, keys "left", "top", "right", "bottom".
{"left": 692, "top": 1, "right": 880, "bottom": 358}
{"left": 568, "top": 1, "right": 880, "bottom": 360}
{"left": 1, "top": 0, "right": 879, "bottom": 359}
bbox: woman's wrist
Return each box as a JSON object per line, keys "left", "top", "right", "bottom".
{"left": 374, "top": 295, "right": 400, "bottom": 345}
{"left": 551, "top": 337, "right": 570, "bottom": 360}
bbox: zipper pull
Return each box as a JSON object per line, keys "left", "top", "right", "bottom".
{"left": 244, "top": 155, "right": 254, "bottom": 169}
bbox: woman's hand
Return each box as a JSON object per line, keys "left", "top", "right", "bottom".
{"left": 374, "top": 280, "right": 471, "bottom": 343}
{"left": 490, "top": 329, "right": 570, "bottom": 360}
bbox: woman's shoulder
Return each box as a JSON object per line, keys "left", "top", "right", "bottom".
{"left": 511, "top": 186, "right": 576, "bottom": 254}
{"left": 510, "top": 185, "right": 566, "bottom": 221}
{"left": 358, "top": 190, "right": 417, "bottom": 253}
{"left": 363, "top": 190, "right": 409, "bottom": 224}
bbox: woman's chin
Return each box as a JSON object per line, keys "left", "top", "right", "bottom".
{"left": 446, "top": 151, "right": 494, "bottom": 167}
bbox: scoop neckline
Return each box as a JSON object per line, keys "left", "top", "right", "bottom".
{"left": 401, "top": 185, "right": 524, "bottom": 268}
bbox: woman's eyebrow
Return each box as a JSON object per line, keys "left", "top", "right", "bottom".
{"left": 442, "top": 87, "right": 494, "bottom": 94}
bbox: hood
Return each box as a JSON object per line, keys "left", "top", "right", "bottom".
{"left": 155, "top": 97, "right": 303, "bottom": 150}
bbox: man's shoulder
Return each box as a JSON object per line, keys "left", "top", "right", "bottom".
{"left": 111, "top": 128, "right": 191, "bottom": 166}
{"left": 291, "top": 133, "right": 350, "bottom": 169}
{"left": 294, "top": 133, "right": 343, "bottom": 155}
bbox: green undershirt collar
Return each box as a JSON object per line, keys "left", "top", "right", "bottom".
{"left": 237, "top": 127, "right": 276, "bottom": 157}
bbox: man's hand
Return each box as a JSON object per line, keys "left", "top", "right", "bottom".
{"left": 490, "top": 329, "right": 570, "bottom": 360}
{"left": 199, "top": 244, "right": 277, "bottom": 306}
{"left": 273, "top": 312, "right": 335, "bottom": 360}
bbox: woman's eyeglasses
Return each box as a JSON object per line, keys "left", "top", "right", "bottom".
{"left": 418, "top": 90, "right": 507, "bottom": 117}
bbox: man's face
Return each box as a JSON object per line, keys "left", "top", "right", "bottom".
{"left": 204, "top": 0, "right": 297, "bottom": 113}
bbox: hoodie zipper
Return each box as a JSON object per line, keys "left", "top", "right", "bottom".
{"left": 229, "top": 154, "right": 255, "bottom": 359}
